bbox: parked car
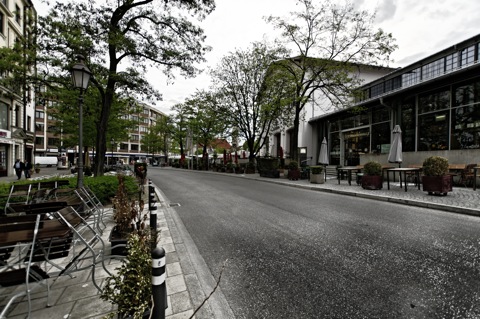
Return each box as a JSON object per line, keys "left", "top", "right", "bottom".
{"left": 152, "top": 161, "right": 159, "bottom": 166}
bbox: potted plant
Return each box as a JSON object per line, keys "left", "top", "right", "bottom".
{"left": 422, "top": 156, "right": 452, "bottom": 195}
{"left": 257, "top": 158, "right": 279, "bottom": 178}
{"left": 245, "top": 161, "right": 256, "bottom": 174}
{"left": 110, "top": 175, "right": 146, "bottom": 255}
{"left": 101, "top": 230, "right": 154, "bottom": 319}
{"left": 361, "top": 161, "right": 383, "bottom": 190}
{"left": 309, "top": 166, "right": 325, "bottom": 184}
{"left": 34, "top": 163, "right": 41, "bottom": 174}
{"left": 287, "top": 161, "right": 300, "bottom": 180}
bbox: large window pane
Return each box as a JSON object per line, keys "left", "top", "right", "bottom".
{"left": 418, "top": 89, "right": 450, "bottom": 114}
{"left": 371, "top": 122, "right": 390, "bottom": 154}
{"left": 418, "top": 112, "right": 449, "bottom": 151}
{"left": 401, "top": 100, "right": 416, "bottom": 152}
{"left": 451, "top": 104, "right": 480, "bottom": 149}
{"left": 330, "top": 132, "right": 340, "bottom": 165}
{"left": 0, "top": 102, "right": 7, "bottom": 130}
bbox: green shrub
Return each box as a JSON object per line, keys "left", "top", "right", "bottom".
{"left": 288, "top": 161, "right": 299, "bottom": 170}
{"left": 257, "top": 158, "right": 279, "bottom": 171}
{"left": 310, "top": 166, "right": 324, "bottom": 174}
{"left": 423, "top": 156, "right": 449, "bottom": 176}
{"left": 363, "top": 161, "right": 382, "bottom": 176}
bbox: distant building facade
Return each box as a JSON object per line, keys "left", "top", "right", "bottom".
{"left": 269, "top": 34, "right": 480, "bottom": 168}
{"left": 0, "top": 0, "right": 36, "bottom": 177}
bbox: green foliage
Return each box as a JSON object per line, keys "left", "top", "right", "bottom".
{"left": 288, "top": 161, "right": 299, "bottom": 170}
{"left": 363, "top": 161, "right": 382, "bottom": 176}
{"left": 310, "top": 166, "right": 324, "bottom": 174}
{"left": 112, "top": 175, "right": 145, "bottom": 234}
{"left": 423, "top": 156, "right": 449, "bottom": 176}
{"left": 211, "top": 42, "right": 292, "bottom": 160}
{"left": 101, "top": 231, "right": 152, "bottom": 319}
{"left": 257, "top": 158, "right": 279, "bottom": 171}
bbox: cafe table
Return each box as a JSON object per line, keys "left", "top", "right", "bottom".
{"left": 386, "top": 167, "right": 422, "bottom": 192}
{"left": 337, "top": 166, "right": 363, "bottom": 186}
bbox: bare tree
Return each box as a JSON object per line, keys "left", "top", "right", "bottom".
{"left": 211, "top": 41, "right": 294, "bottom": 162}
{"left": 265, "top": 0, "right": 397, "bottom": 161}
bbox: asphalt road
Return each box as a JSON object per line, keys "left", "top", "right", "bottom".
{"left": 149, "top": 167, "right": 480, "bottom": 319}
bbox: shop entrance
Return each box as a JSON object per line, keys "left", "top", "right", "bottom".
{"left": 343, "top": 129, "right": 370, "bottom": 166}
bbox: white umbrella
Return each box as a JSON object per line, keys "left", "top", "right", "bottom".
{"left": 388, "top": 125, "right": 403, "bottom": 167}
{"left": 318, "top": 137, "right": 329, "bottom": 165}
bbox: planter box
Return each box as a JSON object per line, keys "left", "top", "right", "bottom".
{"left": 422, "top": 175, "right": 453, "bottom": 195}
{"left": 288, "top": 169, "right": 300, "bottom": 180}
{"left": 109, "top": 226, "right": 129, "bottom": 256}
{"left": 361, "top": 175, "right": 383, "bottom": 190}
{"left": 310, "top": 173, "right": 325, "bottom": 184}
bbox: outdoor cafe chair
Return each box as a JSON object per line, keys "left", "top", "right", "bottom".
{"left": 0, "top": 214, "right": 50, "bottom": 318}
{"left": 2, "top": 184, "right": 33, "bottom": 215}
{"left": 458, "top": 164, "right": 477, "bottom": 187}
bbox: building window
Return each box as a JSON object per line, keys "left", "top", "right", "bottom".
{"left": 130, "top": 144, "right": 139, "bottom": 151}
{"left": 35, "top": 123, "right": 44, "bottom": 132}
{"left": 445, "top": 53, "right": 458, "bottom": 72}
{"left": 0, "top": 12, "right": 4, "bottom": 35}
{"left": 460, "top": 45, "right": 475, "bottom": 67}
{"left": 35, "top": 110, "right": 44, "bottom": 118}
{"left": 418, "top": 89, "right": 450, "bottom": 114}
{"left": 27, "top": 116, "right": 31, "bottom": 131}
{"left": 418, "top": 89, "right": 450, "bottom": 151}
{"left": 15, "top": 4, "right": 21, "bottom": 25}
{"left": 131, "top": 134, "right": 139, "bottom": 141}
{"left": 418, "top": 112, "right": 449, "bottom": 151}
{"left": 120, "top": 143, "right": 128, "bottom": 150}
{"left": 422, "top": 58, "right": 444, "bottom": 80}
{"left": 401, "top": 68, "right": 420, "bottom": 88}
{"left": 371, "top": 122, "right": 390, "bottom": 154}
{"left": 0, "top": 102, "right": 8, "bottom": 130}
{"left": 400, "top": 99, "right": 416, "bottom": 152}
{"left": 35, "top": 136, "right": 44, "bottom": 145}
{"left": 451, "top": 80, "right": 480, "bottom": 150}
{"left": 370, "top": 83, "right": 384, "bottom": 98}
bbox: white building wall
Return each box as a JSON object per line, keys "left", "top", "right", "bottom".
{"left": 269, "top": 64, "right": 395, "bottom": 164}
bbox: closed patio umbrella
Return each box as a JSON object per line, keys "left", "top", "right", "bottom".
{"left": 319, "top": 137, "right": 329, "bottom": 181}
{"left": 319, "top": 137, "right": 329, "bottom": 165}
{"left": 388, "top": 125, "right": 403, "bottom": 167}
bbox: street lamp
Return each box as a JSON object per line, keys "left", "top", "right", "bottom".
{"left": 70, "top": 54, "right": 92, "bottom": 188}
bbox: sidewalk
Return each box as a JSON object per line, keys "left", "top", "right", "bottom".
{"left": 1, "top": 167, "right": 479, "bottom": 318}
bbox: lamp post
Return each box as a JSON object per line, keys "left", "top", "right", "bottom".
{"left": 70, "top": 54, "right": 92, "bottom": 188}
{"left": 111, "top": 138, "right": 115, "bottom": 168}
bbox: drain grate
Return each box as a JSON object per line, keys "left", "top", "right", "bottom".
{"left": 168, "top": 203, "right": 181, "bottom": 207}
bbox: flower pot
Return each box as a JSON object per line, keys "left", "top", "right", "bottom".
{"left": 310, "top": 173, "right": 325, "bottom": 184}
{"left": 288, "top": 169, "right": 300, "bottom": 180}
{"left": 109, "top": 226, "right": 129, "bottom": 256}
{"left": 422, "top": 175, "right": 453, "bottom": 196}
{"left": 361, "top": 175, "right": 383, "bottom": 190}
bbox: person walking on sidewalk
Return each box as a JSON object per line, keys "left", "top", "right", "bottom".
{"left": 13, "top": 159, "right": 24, "bottom": 180}
{"left": 24, "top": 160, "right": 32, "bottom": 179}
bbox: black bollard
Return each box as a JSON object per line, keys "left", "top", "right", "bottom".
{"left": 148, "top": 180, "right": 157, "bottom": 231}
{"left": 151, "top": 247, "right": 167, "bottom": 319}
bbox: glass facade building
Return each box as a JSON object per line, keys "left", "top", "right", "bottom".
{"left": 310, "top": 34, "right": 480, "bottom": 166}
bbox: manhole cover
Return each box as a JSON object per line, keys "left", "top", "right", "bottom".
{"left": 168, "top": 203, "right": 181, "bottom": 207}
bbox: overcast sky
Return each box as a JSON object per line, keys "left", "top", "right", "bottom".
{"left": 34, "top": 0, "right": 480, "bottom": 114}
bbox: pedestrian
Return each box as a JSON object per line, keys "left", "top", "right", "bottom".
{"left": 24, "top": 160, "right": 32, "bottom": 179}
{"left": 13, "top": 159, "right": 24, "bottom": 180}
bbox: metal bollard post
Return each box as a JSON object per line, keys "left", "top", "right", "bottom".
{"left": 148, "top": 180, "right": 157, "bottom": 231}
{"left": 152, "top": 247, "right": 167, "bottom": 319}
